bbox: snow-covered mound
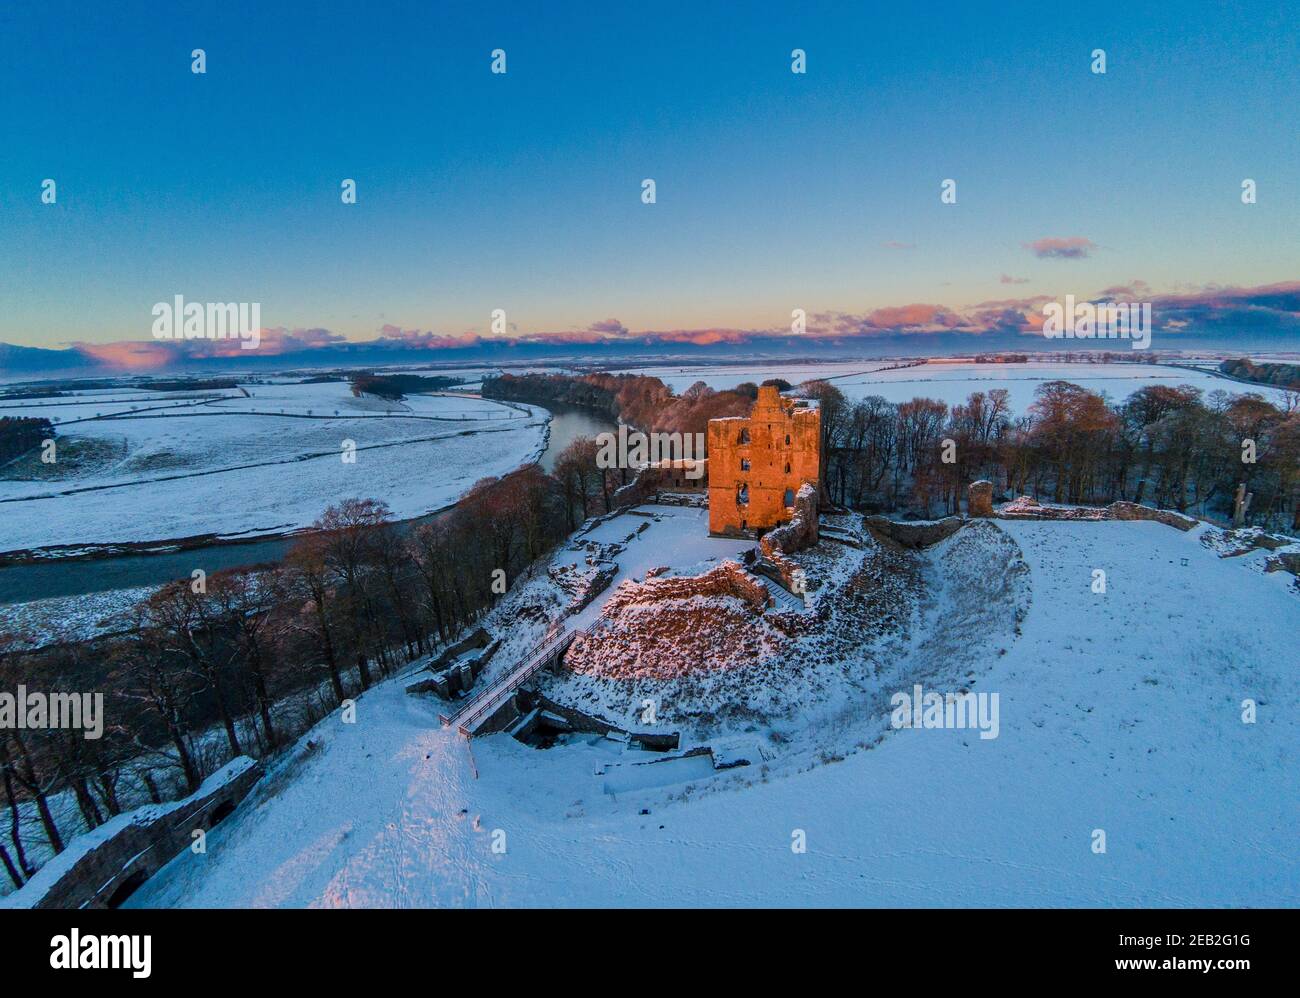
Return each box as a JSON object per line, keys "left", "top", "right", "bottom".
{"left": 543, "top": 518, "right": 1027, "bottom": 741}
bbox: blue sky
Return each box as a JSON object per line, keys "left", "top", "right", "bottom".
{"left": 1, "top": 0, "right": 1297, "bottom": 356}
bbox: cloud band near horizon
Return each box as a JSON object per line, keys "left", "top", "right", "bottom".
{"left": 29, "top": 280, "right": 1300, "bottom": 372}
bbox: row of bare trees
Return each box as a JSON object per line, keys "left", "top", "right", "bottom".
{"left": 810, "top": 379, "right": 1300, "bottom": 527}
{"left": 0, "top": 465, "right": 571, "bottom": 890}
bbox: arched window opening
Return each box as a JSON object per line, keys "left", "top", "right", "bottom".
{"left": 737, "top": 484, "right": 750, "bottom": 505}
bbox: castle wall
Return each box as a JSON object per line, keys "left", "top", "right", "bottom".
{"left": 759, "top": 482, "right": 820, "bottom": 589}
{"left": 11, "top": 757, "right": 263, "bottom": 909}
{"left": 708, "top": 386, "right": 820, "bottom": 536}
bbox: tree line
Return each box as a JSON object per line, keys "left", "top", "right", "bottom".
{"left": 1220, "top": 358, "right": 1300, "bottom": 391}
{"left": 484, "top": 371, "right": 762, "bottom": 437}
{"left": 804, "top": 378, "right": 1300, "bottom": 527}
{"left": 0, "top": 417, "right": 53, "bottom": 465}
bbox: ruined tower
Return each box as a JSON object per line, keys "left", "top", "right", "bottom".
{"left": 707, "top": 385, "right": 820, "bottom": 536}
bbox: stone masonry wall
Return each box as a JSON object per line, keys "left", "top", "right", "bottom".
{"left": 863, "top": 515, "right": 965, "bottom": 549}
{"left": 1106, "top": 501, "right": 1198, "bottom": 531}
{"left": 759, "top": 482, "right": 820, "bottom": 588}
{"left": 600, "top": 560, "right": 771, "bottom": 615}
{"left": 612, "top": 459, "right": 709, "bottom": 509}
{"left": 999, "top": 495, "right": 1198, "bottom": 531}
{"left": 968, "top": 480, "right": 995, "bottom": 517}
{"left": 10, "top": 757, "right": 263, "bottom": 910}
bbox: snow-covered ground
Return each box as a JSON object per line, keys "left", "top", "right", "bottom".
{"left": 0, "top": 382, "right": 548, "bottom": 552}
{"left": 823, "top": 361, "right": 1297, "bottom": 411}
{"left": 120, "top": 514, "right": 1297, "bottom": 907}
{"left": 0, "top": 391, "right": 232, "bottom": 424}
{"left": 608, "top": 361, "right": 889, "bottom": 394}
{"left": 611, "top": 360, "right": 1295, "bottom": 413}
{"left": 557, "top": 506, "right": 754, "bottom": 629}
{"left": 0, "top": 585, "right": 153, "bottom": 649}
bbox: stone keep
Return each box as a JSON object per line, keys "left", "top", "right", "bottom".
{"left": 707, "top": 385, "right": 820, "bottom": 536}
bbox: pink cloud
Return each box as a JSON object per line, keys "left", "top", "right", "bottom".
{"left": 861, "top": 304, "right": 965, "bottom": 330}
{"left": 75, "top": 340, "right": 184, "bottom": 370}
{"left": 1025, "top": 237, "right": 1097, "bottom": 259}
{"left": 1096, "top": 280, "right": 1152, "bottom": 300}
{"left": 378, "top": 325, "right": 483, "bottom": 349}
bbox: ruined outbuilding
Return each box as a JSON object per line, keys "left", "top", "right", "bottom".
{"left": 707, "top": 385, "right": 820, "bottom": 537}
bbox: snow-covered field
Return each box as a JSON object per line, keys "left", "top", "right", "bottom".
{"left": 0, "top": 391, "right": 228, "bottom": 423}
{"left": 823, "top": 361, "right": 1297, "bottom": 411}
{"left": 609, "top": 361, "right": 892, "bottom": 394}
{"left": 120, "top": 513, "right": 1297, "bottom": 907}
{"left": 611, "top": 360, "right": 1296, "bottom": 413}
{"left": 0, "top": 382, "right": 548, "bottom": 553}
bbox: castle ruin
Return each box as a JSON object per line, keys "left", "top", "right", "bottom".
{"left": 707, "top": 385, "right": 820, "bottom": 537}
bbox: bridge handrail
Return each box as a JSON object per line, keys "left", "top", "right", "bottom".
{"left": 455, "top": 639, "right": 570, "bottom": 733}
{"left": 445, "top": 626, "right": 578, "bottom": 732}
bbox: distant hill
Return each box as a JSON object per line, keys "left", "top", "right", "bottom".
{"left": 0, "top": 342, "right": 105, "bottom": 378}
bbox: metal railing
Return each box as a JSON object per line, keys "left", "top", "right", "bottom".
{"left": 442, "top": 625, "right": 579, "bottom": 737}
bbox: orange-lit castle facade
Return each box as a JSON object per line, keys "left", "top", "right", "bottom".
{"left": 707, "top": 385, "right": 820, "bottom": 536}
